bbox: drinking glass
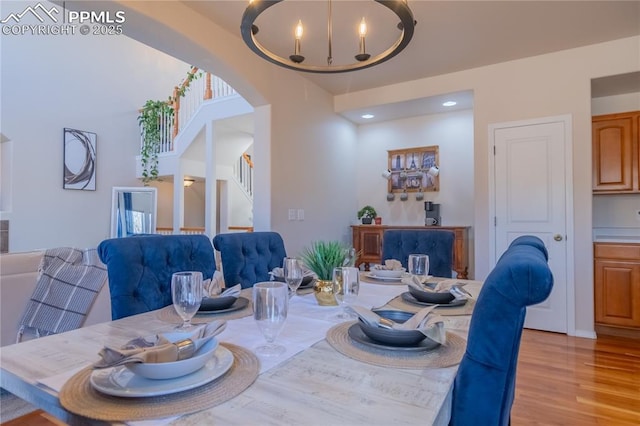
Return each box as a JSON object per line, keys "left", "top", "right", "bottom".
{"left": 283, "top": 257, "right": 303, "bottom": 298}
{"left": 171, "top": 271, "right": 203, "bottom": 329}
{"left": 408, "top": 254, "right": 430, "bottom": 283}
{"left": 330, "top": 267, "right": 360, "bottom": 321}
{"left": 253, "top": 281, "right": 288, "bottom": 357}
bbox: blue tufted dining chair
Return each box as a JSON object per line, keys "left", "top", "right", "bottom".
{"left": 213, "top": 231, "right": 287, "bottom": 289}
{"left": 381, "top": 229, "right": 455, "bottom": 278}
{"left": 97, "top": 234, "right": 216, "bottom": 320}
{"left": 449, "top": 235, "right": 553, "bottom": 426}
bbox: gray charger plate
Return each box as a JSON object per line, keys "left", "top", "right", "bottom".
{"left": 200, "top": 296, "right": 238, "bottom": 311}
{"left": 197, "top": 297, "right": 249, "bottom": 315}
{"left": 347, "top": 324, "right": 440, "bottom": 352}
{"left": 400, "top": 292, "right": 467, "bottom": 308}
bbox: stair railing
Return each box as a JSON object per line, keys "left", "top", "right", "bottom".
{"left": 233, "top": 153, "right": 254, "bottom": 200}
{"left": 140, "top": 67, "right": 237, "bottom": 155}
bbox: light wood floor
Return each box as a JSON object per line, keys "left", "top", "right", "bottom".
{"left": 512, "top": 329, "right": 640, "bottom": 425}
{"left": 3, "top": 330, "right": 639, "bottom": 426}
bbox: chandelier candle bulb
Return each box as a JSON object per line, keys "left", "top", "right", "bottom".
{"left": 359, "top": 17, "right": 367, "bottom": 53}
{"left": 294, "top": 20, "right": 303, "bottom": 54}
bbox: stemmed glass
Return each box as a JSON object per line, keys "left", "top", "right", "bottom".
{"left": 408, "top": 254, "right": 430, "bottom": 283}
{"left": 330, "top": 267, "right": 360, "bottom": 321}
{"left": 283, "top": 257, "right": 303, "bottom": 298}
{"left": 171, "top": 271, "right": 203, "bottom": 329}
{"left": 253, "top": 281, "right": 288, "bottom": 357}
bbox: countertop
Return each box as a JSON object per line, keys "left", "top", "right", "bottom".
{"left": 593, "top": 227, "right": 640, "bottom": 244}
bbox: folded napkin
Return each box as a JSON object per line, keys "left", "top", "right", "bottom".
{"left": 203, "top": 271, "right": 225, "bottom": 297}
{"left": 269, "top": 266, "right": 316, "bottom": 280}
{"left": 371, "top": 259, "right": 403, "bottom": 271}
{"left": 404, "top": 276, "right": 470, "bottom": 301}
{"left": 347, "top": 306, "right": 447, "bottom": 345}
{"left": 217, "top": 283, "right": 241, "bottom": 298}
{"left": 93, "top": 320, "right": 227, "bottom": 369}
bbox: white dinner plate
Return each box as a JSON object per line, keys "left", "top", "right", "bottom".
{"left": 90, "top": 345, "right": 234, "bottom": 397}
{"left": 365, "top": 272, "right": 408, "bottom": 282}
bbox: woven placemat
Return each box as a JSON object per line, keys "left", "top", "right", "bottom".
{"left": 59, "top": 343, "right": 259, "bottom": 422}
{"left": 386, "top": 295, "right": 475, "bottom": 316}
{"left": 326, "top": 322, "right": 466, "bottom": 369}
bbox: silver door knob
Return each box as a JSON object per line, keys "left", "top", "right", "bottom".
{"left": 554, "top": 234, "right": 563, "bottom": 241}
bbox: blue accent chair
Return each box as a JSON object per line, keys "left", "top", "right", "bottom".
{"left": 97, "top": 234, "right": 216, "bottom": 320}
{"left": 449, "top": 235, "right": 553, "bottom": 426}
{"left": 213, "top": 232, "right": 287, "bottom": 289}
{"left": 381, "top": 229, "right": 455, "bottom": 278}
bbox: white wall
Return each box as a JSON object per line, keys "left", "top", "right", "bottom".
{"left": 0, "top": 0, "right": 190, "bottom": 251}
{"left": 357, "top": 110, "right": 474, "bottom": 228}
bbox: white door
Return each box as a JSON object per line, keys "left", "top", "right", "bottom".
{"left": 491, "top": 116, "right": 572, "bottom": 333}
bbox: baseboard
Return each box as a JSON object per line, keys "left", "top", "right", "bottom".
{"left": 573, "top": 329, "right": 597, "bottom": 339}
{"left": 595, "top": 324, "right": 640, "bottom": 339}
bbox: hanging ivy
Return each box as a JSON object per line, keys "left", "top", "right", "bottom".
{"left": 137, "top": 68, "right": 203, "bottom": 185}
{"left": 137, "top": 100, "right": 173, "bottom": 185}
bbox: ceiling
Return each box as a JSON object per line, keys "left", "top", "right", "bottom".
{"left": 184, "top": 1, "right": 640, "bottom": 98}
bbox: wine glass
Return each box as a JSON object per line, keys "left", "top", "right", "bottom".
{"left": 408, "top": 254, "right": 430, "bottom": 283}
{"left": 171, "top": 271, "right": 203, "bottom": 329}
{"left": 283, "top": 257, "right": 303, "bottom": 298}
{"left": 330, "top": 267, "right": 360, "bottom": 321}
{"left": 253, "top": 281, "right": 288, "bottom": 357}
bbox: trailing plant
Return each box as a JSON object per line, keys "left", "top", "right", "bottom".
{"left": 137, "top": 68, "right": 203, "bottom": 184}
{"left": 300, "top": 241, "right": 350, "bottom": 281}
{"left": 138, "top": 100, "right": 173, "bottom": 184}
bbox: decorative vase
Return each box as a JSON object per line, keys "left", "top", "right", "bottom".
{"left": 313, "top": 279, "right": 338, "bottom": 306}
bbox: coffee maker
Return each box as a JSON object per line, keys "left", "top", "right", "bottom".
{"left": 424, "top": 201, "right": 441, "bottom": 226}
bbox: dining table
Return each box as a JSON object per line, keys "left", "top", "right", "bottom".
{"left": 0, "top": 274, "right": 482, "bottom": 426}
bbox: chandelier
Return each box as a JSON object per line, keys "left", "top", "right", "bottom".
{"left": 240, "top": 0, "right": 416, "bottom": 73}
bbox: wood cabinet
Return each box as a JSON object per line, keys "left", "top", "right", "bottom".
{"left": 592, "top": 111, "right": 640, "bottom": 193}
{"left": 594, "top": 242, "right": 640, "bottom": 336}
{"left": 351, "top": 225, "right": 470, "bottom": 279}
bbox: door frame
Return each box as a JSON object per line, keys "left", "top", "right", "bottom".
{"left": 487, "top": 114, "right": 576, "bottom": 336}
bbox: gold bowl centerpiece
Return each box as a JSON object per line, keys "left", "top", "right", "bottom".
{"left": 300, "top": 241, "right": 354, "bottom": 306}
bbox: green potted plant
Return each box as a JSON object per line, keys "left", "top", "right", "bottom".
{"left": 357, "top": 205, "right": 377, "bottom": 224}
{"left": 300, "top": 241, "right": 350, "bottom": 306}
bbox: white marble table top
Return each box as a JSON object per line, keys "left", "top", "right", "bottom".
{"left": 0, "top": 279, "right": 482, "bottom": 425}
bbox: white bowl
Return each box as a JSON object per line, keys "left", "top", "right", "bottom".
{"left": 126, "top": 337, "right": 218, "bottom": 380}
{"left": 370, "top": 266, "right": 406, "bottom": 278}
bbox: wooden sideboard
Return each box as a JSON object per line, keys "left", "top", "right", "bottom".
{"left": 351, "top": 225, "right": 471, "bottom": 279}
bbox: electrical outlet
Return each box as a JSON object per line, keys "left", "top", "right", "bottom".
{"left": 288, "top": 209, "right": 296, "bottom": 221}
{"left": 636, "top": 209, "right": 640, "bottom": 221}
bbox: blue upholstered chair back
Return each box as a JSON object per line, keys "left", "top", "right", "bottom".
{"left": 97, "top": 234, "right": 216, "bottom": 320}
{"left": 213, "top": 232, "right": 287, "bottom": 289}
{"left": 381, "top": 229, "right": 455, "bottom": 278}
{"left": 450, "top": 235, "right": 553, "bottom": 426}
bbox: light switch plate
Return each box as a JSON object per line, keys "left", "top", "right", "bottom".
{"left": 297, "top": 209, "right": 305, "bottom": 221}
{"left": 288, "top": 209, "right": 296, "bottom": 221}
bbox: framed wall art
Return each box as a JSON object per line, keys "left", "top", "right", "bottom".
{"left": 387, "top": 145, "right": 439, "bottom": 193}
{"left": 63, "top": 128, "right": 97, "bottom": 191}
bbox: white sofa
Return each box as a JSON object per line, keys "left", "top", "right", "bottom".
{"left": 0, "top": 251, "right": 112, "bottom": 347}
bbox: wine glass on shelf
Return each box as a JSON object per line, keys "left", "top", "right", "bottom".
{"left": 408, "top": 254, "right": 430, "bottom": 283}
{"left": 171, "top": 271, "right": 203, "bottom": 329}
{"left": 283, "top": 257, "right": 303, "bottom": 298}
{"left": 330, "top": 266, "right": 360, "bottom": 321}
{"left": 253, "top": 281, "right": 288, "bottom": 357}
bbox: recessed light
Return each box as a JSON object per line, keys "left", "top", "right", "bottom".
{"left": 361, "top": 114, "right": 375, "bottom": 119}
{"left": 442, "top": 101, "right": 457, "bottom": 107}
